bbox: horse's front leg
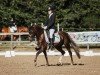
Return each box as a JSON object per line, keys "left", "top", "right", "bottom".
{"left": 34, "top": 50, "right": 43, "bottom": 66}
{"left": 43, "top": 50, "right": 49, "bottom": 66}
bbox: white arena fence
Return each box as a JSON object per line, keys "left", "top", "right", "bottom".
{"left": 0, "top": 32, "right": 29, "bottom": 50}
{"left": 0, "top": 31, "right": 100, "bottom": 57}
{"left": 0, "top": 31, "right": 100, "bottom": 50}
{"left": 68, "top": 31, "right": 100, "bottom": 50}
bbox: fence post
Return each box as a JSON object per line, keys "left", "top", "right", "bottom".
{"left": 41, "top": 23, "right": 44, "bottom": 27}
{"left": 57, "top": 23, "right": 59, "bottom": 31}
{"left": 18, "top": 34, "right": 21, "bottom": 45}
{"left": 34, "top": 23, "right": 36, "bottom": 25}
{"left": 31, "top": 23, "right": 33, "bottom": 26}
{"left": 62, "top": 28, "right": 63, "bottom": 31}
{"left": 11, "top": 34, "right": 13, "bottom": 50}
{"left": 87, "top": 43, "right": 90, "bottom": 50}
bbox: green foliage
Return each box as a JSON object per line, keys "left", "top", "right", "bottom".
{"left": 0, "top": 0, "right": 100, "bottom": 31}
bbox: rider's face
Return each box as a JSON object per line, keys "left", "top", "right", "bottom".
{"left": 48, "top": 10, "right": 52, "bottom": 15}
{"left": 48, "top": 7, "right": 52, "bottom": 15}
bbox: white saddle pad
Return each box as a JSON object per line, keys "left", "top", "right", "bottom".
{"left": 44, "top": 30, "right": 60, "bottom": 43}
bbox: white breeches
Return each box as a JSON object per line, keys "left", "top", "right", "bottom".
{"left": 49, "top": 29, "right": 55, "bottom": 38}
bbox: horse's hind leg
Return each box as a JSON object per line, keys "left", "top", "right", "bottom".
{"left": 55, "top": 46, "right": 65, "bottom": 65}
{"left": 65, "top": 44, "right": 74, "bottom": 65}
{"left": 43, "top": 50, "right": 49, "bottom": 66}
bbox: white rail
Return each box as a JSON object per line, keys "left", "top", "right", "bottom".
{"left": 0, "top": 32, "right": 29, "bottom": 50}
{"left": 0, "top": 32, "right": 100, "bottom": 51}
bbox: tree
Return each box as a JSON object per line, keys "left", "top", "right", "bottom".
{"left": 0, "top": 0, "right": 99, "bottom": 31}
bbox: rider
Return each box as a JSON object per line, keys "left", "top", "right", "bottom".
{"left": 9, "top": 18, "right": 17, "bottom": 33}
{"left": 43, "top": 4, "right": 56, "bottom": 50}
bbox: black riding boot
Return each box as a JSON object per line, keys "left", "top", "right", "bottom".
{"left": 49, "top": 38, "right": 53, "bottom": 50}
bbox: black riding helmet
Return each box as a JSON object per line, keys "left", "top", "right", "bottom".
{"left": 48, "top": 4, "right": 56, "bottom": 11}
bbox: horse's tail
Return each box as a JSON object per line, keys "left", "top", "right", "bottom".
{"left": 68, "top": 34, "right": 81, "bottom": 59}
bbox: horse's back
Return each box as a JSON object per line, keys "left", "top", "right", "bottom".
{"left": 17, "top": 26, "right": 28, "bottom": 32}
{"left": 58, "top": 31, "right": 69, "bottom": 38}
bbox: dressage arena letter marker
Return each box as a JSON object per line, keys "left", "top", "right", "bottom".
{"left": 11, "top": 51, "right": 15, "bottom": 57}
{"left": 5, "top": 51, "right": 11, "bottom": 57}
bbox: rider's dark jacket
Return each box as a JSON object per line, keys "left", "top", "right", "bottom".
{"left": 45, "top": 13, "right": 56, "bottom": 30}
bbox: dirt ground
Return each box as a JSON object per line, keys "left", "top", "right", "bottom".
{"left": 0, "top": 55, "right": 100, "bottom": 75}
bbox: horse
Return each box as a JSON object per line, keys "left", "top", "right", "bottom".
{"left": 28, "top": 25, "right": 81, "bottom": 66}
{"left": 0, "top": 25, "right": 28, "bottom": 41}
{"left": 17, "top": 25, "right": 28, "bottom": 32}
{"left": 0, "top": 26, "right": 10, "bottom": 41}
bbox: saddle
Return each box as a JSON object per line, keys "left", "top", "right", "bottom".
{"left": 44, "top": 30, "right": 60, "bottom": 43}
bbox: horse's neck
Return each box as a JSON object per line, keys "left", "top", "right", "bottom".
{"left": 34, "top": 26, "right": 44, "bottom": 41}
{"left": 35, "top": 30, "right": 44, "bottom": 42}
{"left": 35, "top": 33, "right": 43, "bottom": 41}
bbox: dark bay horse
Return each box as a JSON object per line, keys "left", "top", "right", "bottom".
{"left": 28, "top": 25, "right": 81, "bottom": 66}
{"left": 0, "top": 25, "right": 28, "bottom": 41}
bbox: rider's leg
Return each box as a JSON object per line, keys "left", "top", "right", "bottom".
{"left": 49, "top": 29, "right": 55, "bottom": 50}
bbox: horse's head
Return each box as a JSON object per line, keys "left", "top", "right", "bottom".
{"left": 28, "top": 25, "right": 36, "bottom": 38}
{"left": 28, "top": 25, "right": 43, "bottom": 41}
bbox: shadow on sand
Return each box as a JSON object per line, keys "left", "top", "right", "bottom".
{"left": 38, "top": 63, "right": 84, "bottom": 67}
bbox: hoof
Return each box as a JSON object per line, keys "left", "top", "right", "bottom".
{"left": 57, "top": 62, "right": 63, "bottom": 66}
{"left": 45, "top": 64, "right": 49, "bottom": 66}
{"left": 34, "top": 59, "right": 37, "bottom": 66}
{"left": 71, "top": 63, "right": 74, "bottom": 65}
{"left": 46, "top": 63, "right": 50, "bottom": 66}
{"left": 34, "top": 62, "right": 37, "bottom": 66}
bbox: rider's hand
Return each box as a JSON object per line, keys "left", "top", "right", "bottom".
{"left": 43, "top": 26, "right": 47, "bottom": 30}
